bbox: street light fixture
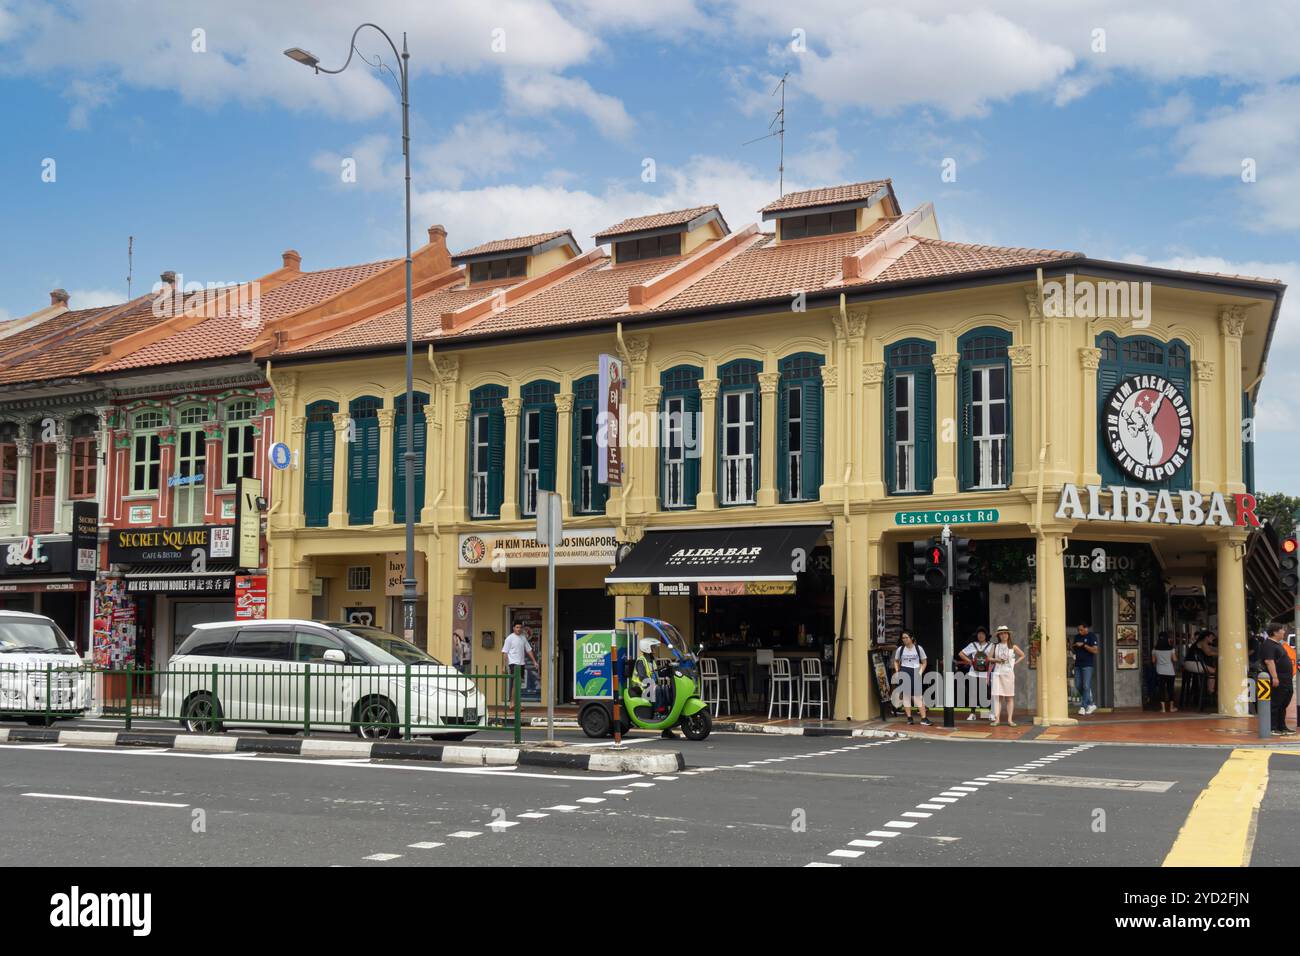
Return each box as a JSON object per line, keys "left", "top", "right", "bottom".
{"left": 285, "top": 25, "right": 420, "bottom": 645}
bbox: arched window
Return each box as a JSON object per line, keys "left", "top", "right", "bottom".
{"left": 778, "top": 352, "right": 824, "bottom": 502}
{"left": 660, "top": 365, "right": 702, "bottom": 509}
{"left": 885, "top": 339, "right": 936, "bottom": 495}
{"left": 131, "top": 409, "right": 166, "bottom": 495}
{"left": 1095, "top": 333, "right": 1192, "bottom": 491}
{"left": 303, "top": 400, "right": 338, "bottom": 527}
{"left": 469, "top": 385, "right": 507, "bottom": 519}
{"left": 520, "top": 380, "right": 559, "bottom": 517}
{"left": 347, "top": 396, "right": 382, "bottom": 525}
{"left": 958, "top": 329, "right": 1011, "bottom": 490}
{"left": 572, "top": 375, "right": 608, "bottom": 515}
{"left": 174, "top": 405, "right": 207, "bottom": 526}
{"left": 718, "top": 359, "right": 761, "bottom": 506}
{"left": 224, "top": 398, "right": 257, "bottom": 487}
{"left": 393, "top": 392, "right": 428, "bottom": 524}
{"left": 70, "top": 415, "right": 97, "bottom": 500}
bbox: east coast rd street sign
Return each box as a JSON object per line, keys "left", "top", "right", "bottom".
{"left": 894, "top": 508, "right": 1000, "bottom": 526}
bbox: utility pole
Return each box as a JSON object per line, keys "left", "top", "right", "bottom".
{"left": 941, "top": 523, "right": 955, "bottom": 727}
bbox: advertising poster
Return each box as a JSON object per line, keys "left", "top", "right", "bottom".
{"left": 573, "top": 629, "right": 633, "bottom": 699}
{"left": 598, "top": 352, "right": 623, "bottom": 485}
{"left": 452, "top": 595, "right": 473, "bottom": 673}
{"left": 234, "top": 575, "right": 268, "bottom": 620}
{"left": 509, "top": 606, "right": 543, "bottom": 702}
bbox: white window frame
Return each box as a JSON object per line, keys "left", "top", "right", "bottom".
{"left": 522, "top": 408, "right": 540, "bottom": 518}
{"left": 470, "top": 412, "right": 491, "bottom": 518}
{"left": 662, "top": 395, "right": 686, "bottom": 509}
{"left": 721, "top": 389, "right": 755, "bottom": 506}
{"left": 131, "top": 410, "right": 165, "bottom": 494}
{"left": 224, "top": 399, "right": 257, "bottom": 488}
{"left": 894, "top": 372, "right": 915, "bottom": 493}
{"left": 785, "top": 384, "right": 806, "bottom": 501}
{"left": 577, "top": 404, "right": 596, "bottom": 513}
{"left": 969, "top": 364, "right": 1008, "bottom": 489}
{"left": 173, "top": 407, "right": 207, "bottom": 526}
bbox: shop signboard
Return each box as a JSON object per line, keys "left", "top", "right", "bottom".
{"left": 109, "top": 526, "right": 226, "bottom": 564}
{"left": 71, "top": 501, "right": 98, "bottom": 579}
{"left": 1103, "top": 374, "right": 1193, "bottom": 483}
{"left": 234, "top": 574, "right": 267, "bottom": 620}
{"left": 384, "top": 551, "right": 428, "bottom": 596}
{"left": 598, "top": 353, "right": 623, "bottom": 485}
{"left": 572, "top": 629, "right": 634, "bottom": 700}
{"left": 894, "top": 508, "right": 999, "bottom": 526}
{"left": 1055, "top": 483, "right": 1259, "bottom": 527}
{"left": 236, "top": 476, "right": 262, "bottom": 569}
{"left": 458, "top": 529, "right": 617, "bottom": 569}
{"left": 124, "top": 575, "right": 233, "bottom": 595}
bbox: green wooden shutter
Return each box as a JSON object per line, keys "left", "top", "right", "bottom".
{"left": 914, "top": 367, "right": 934, "bottom": 493}
{"left": 804, "top": 379, "right": 823, "bottom": 500}
{"left": 958, "top": 364, "right": 974, "bottom": 490}
{"left": 393, "top": 402, "right": 427, "bottom": 524}
{"left": 777, "top": 383, "right": 789, "bottom": 501}
{"left": 1166, "top": 364, "right": 1191, "bottom": 493}
{"left": 348, "top": 414, "right": 379, "bottom": 525}
{"left": 1096, "top": 364, "right": 1122, "bottom": 487}
{"left": 884, "top": 369, "right": 897, "bottom": 494}
{"left": 752, "top": 386, "right": 761, "bottom": 502}
{"left": 684, "top": 388, "right": 701, "bottom": 506}
{"left": 304, "top": 412, "right": 334, "bottom": 527}
{"left": 487, "top": 405, "right": 505, "bottom": 516}
{"left": 538, "top": 404, "right": 557, "bottom": 492}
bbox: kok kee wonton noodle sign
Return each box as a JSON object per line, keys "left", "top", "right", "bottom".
{"left": 1056, "top": 483, "right": 1259, "bottom": 528}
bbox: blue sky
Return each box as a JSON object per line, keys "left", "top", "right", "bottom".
{"left": 1, "top": 1, "right": 1297, "bottom": 491}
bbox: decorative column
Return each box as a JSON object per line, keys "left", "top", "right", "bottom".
{"left": 639, "top": 385, "right": 662, "bottom": 516}
{"left": 328, "top": 412, "right": 350, "bottom": 528}
{"left": 500, "top": 397, "right": 522, "bottom": 521}
{"left": 288, "top": 416, "right": 306, "bottom": 526}
{"left": 449, "top": 403, "right": 470, "bottom": 523}
{"left": 1216, "top": 533, "right": 1250, "bottom": 717}
{"left": 1220, "top": 307, "right": 1247, "bottom": 493}
{"left": 931, "top": 353, "right": 959, "bottom": 494}
{"left": 555, "top": 392, "right": 575, "bottom": 518}
{"left": 1193, "top": 359, "right": 1216, "bottom": 494}
{"left": 202, "top": 420, "right": 222, "bottom": 520}
{"left": 834, "top": 307, "right": 869, "bottom": 497}
{"left": 419, "top": 398, "right": 438, "bottom": 524}
{"left": 696, "top": 378, "right": 720, "bottom": 510}
{"left": 52, "top": 423, "right": 70, "bottom": 533}
{"left": 757, "top": 371, "right": 781, "bottom": 506}
{"left": 14, "top": 428, "right": 31, "bottom": 533}
{"left": 156, "top": 427, "right": 176, "bottom": 526}
{"left": 1009, "top": 344, "right": 1034, "bottom": 487}
{"left": 112, "top": 429, "right": 131, "bottom": 523}
{"left": 95, "top": 407, "right": 114, "bottom": 522}
{"left": 1033, "top": 530, "right": 1074, "bottom": 726}
{"left": 862, "top": 362, "right": 885, "bottom": 498}
{"left": 1077, "top": 347, "right": 1101, "bottom": 486}
{"left": 372, "top": 407, "right": 396, "bottom": 526}
{"left": 819, "top": 364, "right": 841, "bottom": 499}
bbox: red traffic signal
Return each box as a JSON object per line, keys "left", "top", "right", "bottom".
{"left": 1281, "top": 537, "right": 1299, "bottom": 592}
{"left": 1283, "top": 537, "right": 1298, "bottom": 555}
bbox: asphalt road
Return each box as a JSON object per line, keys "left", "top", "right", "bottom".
{"left": 2, "top": 727, "right": 1295, "bottom": 868}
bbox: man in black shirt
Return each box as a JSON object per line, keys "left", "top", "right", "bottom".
{"left": 1261, "top": 623, "right": 1295, "bottom": 736}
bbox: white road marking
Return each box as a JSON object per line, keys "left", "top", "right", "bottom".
{"left": 22, "top": 792, "right": 188, "bottom": 808}
{"left": 544, "top": 805, "right": 580, "bottom": 812}
{"left": 629, "top": 782, "right": 655, "bottom": 788}
{"left": 604, "top": 789, "right": 633, "bottom": 795}
{"left": 448, "top": 830, "right": 482, "bottom": 838}
{"left": 576, "top": 797, "right": 605, "bottom": 804}
{"left": 828, "top": 849, "right": 863, "bottom": 858}
{"left": 884, "top": 820, "right": 918, "bottom": 829}
{"left": 848, "top": 839, "right": 882, "bottom": 848}
{"left": 902, "top": 811, "right": 932, "bottom": 818}
{"left": 488, "top": 820, "right": 520, "bottom": 829}
{"left": 916, "top": 803, "right": 945, "bottom": 810}
{"left": 805, "top": 862, "right": 840, "bottom": 867}
{"left": 517, "top": 812, "right": 549, "bottom": 819}
{"left": 930, "top": 797, "right": 959, "bottom": 803}
{"left": 408, "top": 842, "right": 444, "bottom": 849}
{"left": 364, "top": 853, "right": 402, "bottom": 861}
{"left": 866, "top": 831, "right": 899, "bottom": 838}
{"left": 961, "top": 781, "right": 989, "bottom": 786}
{"left": 949, "top": 786, "right": 978, "bottom": 792}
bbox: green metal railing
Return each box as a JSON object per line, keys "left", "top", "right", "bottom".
{"left": 0, "top": 662, "right": 522, "bottom": 743}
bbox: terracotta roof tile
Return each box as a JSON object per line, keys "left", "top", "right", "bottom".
{"left": 0, "top": 298, "right": 160, "bottom": 385}
{"left": 865, "top": 237, "right": 1083, "bottom": 284}
{"left": 294, "top": 278, "right": 497, "bottom": 353}
{"left": 760, "top": 180, "right": 892, "bottom": 215}
{"left": 594, "top": 205, "right": 721, "bottom": 242}
{"left": 453, "top": 231, "right": 574, "bottom": 259}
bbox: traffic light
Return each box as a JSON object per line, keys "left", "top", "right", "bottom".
{"left": 952, "top": 537, "right": 974, "bottom": 590}
{"left": 910, "top": 540, "right": 931, "bottom": 590}
{"left": 1281, "top": 537, "right": 1299, "bottom": 592}
{"left": 924, "top": 538, "right": 949, "bottom": 590}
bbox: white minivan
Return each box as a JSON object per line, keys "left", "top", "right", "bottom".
{"left": 161, "top": 619, "right": 486, "bottom": 739}
{"left": 0, "top": 609, "right": 92, "bottom": 724}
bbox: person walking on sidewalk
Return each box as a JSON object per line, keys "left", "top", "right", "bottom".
{"left": 892, "top": 631, "right": 932, "bottom": 726}
{"left": 1152, "top": 632, "right": 1178, "bottom": 713}
{"left": 1262, "top": 623, "right": 1296, "bottom": 736}
{"left": 1072, "top": 620, "right": 1100, "bottom": 715}
{"left": 990, "top": 625, "right": 1025, "bottom": 726}
{"left": 958, "top": 627, "right": 994, "bottom": 720}
{"left": 502, "top": 622, "right": 538, "bottom": 705}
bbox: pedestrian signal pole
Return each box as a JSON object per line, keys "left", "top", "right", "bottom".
{"left": 941, "top": 524, "right": 955, "bottom": 728}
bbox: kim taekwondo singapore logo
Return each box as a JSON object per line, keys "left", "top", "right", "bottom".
{"left": 1104, "top": 374, "right": 1193, "bottom": 482}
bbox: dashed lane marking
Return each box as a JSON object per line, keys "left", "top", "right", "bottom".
{"left": 408, "top": 842, "right": 444, "bottom": 849}
{"left": 448, "top": 830, "right": 483, "bottom": 838}
{"left": 364, "top": 853, "right": 402, "bottom": 861}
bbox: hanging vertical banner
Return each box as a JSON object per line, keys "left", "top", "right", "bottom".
{"left": 598, "top": 352, "right": 623, "bottom": 485}
{"left": 235, "top": 476, "right": 262, "bottom": 569}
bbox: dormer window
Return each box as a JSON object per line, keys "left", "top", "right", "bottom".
{"left": 614, "top": 232, "right": 682, "bottom": 263}
{"left": 781, "top": 209, "right": 857, "bottom": 240}
{"left": 469, "top": 256, "right": 527, "bottom": 284}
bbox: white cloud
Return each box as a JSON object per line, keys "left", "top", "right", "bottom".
{"left": 503, "top": 71, "right": 633, "bottom": 139}
{"left": 1138, "top": 92, "right": 1194, "bottom": 128}
{"left": 312, "top": 134, "right": 402, "bottom": 192}
{"left": 63, "top": 78, "right": 115, "bottom": 129}
{"left": 67, "top": 288, "right": 127, "bottom": 309}
{"left": 785, "top": 129, "right": 853, "bottom": 184}
{"left": 421, "top": 115, "right": 547, "bottom": 189}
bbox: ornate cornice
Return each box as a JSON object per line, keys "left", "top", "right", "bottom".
{"left": 555, "top": 393, "right": 576, "bottom": 414}
{"left": 290, "top": 416, "right": 306, "bottom": 436}
{"left": 433, "top": 354, "right": 461, "bottom": 383}
{"left": 932, "top": 353, "right": 959, "bottom": 375}
{"left": 1009, "top": 344, "right": 1034, "bottom": 368}
{"left": 862, "top": 362, "right": 885, "bottom": 385}
{"left": 376, "top": 408, "right": 396, "bottom": 428}
{"left": 1024, "top": 288, "right": 1042, "bottom": 320}
{"left": 640, "top": 386, "right": 661, "bottom": 408}
{"left": 820, "top": 365, "right": 839, "bottom": 388}
{"left": 698, "top": 378, "right": 720, "bottom": 401}
{"left": 758, "top": 371, "right": 781, "bottom": 395}
{"left": 1078, "top": 347, "right": 1101, "bottom": 371}
{"left": 1219, "top": 306, "right": 1247, "bottom": 339}
{"left": 833, "top": 307, "right": 868, "bottom": 340}
{"left": 623, "top": 335, "right": 650, "bottom": 367}
{"left": 1194, "top": 359, "right": 1216, "bottom": 383}
{"left": 502, "top": 398, "right": 523, "bottom": 417}
{"left": 332, "top": 412, "right": 351, "bottom": 434}
{"left": 454, "top": 403, "right": 471, "bottom": 423}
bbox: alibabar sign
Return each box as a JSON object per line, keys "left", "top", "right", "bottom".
{"left": 1056, "top": 483, "right": 1259, "bottom": 528}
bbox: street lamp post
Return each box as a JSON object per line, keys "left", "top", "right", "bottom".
{"left": 286, "top": 27, "right": 420, "bottom": 643}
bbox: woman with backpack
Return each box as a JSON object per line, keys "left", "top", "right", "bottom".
{"left": 958, "top": 627, "right": 994, "bottom": 721}
{"left": 990, "top": 625, "right": 1026, "bottom": 726}
{"left": 892, "top": 631, "right": 932, "bottom": 726}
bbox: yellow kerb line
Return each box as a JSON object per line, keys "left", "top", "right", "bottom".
{"left": 1163, "top": 748, "right": 1282, "bottom": 867}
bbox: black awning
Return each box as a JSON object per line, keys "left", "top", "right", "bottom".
{"left": 605, "top": 524, "right": 826, "bottom": 597}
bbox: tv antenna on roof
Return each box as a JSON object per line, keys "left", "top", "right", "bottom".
{"left": 743, "top": 72, "right": 789, "bottom": 196}
{"left": 126, "top": 235, "right": 134, "bottom": 300}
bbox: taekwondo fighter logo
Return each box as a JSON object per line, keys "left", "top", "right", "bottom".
{"left": 1103, "top": 374, "right": 1193, "bottom": 482}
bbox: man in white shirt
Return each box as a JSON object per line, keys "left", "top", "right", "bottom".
{"left": 502, "top": 623, "right": 538, "bottom": 704}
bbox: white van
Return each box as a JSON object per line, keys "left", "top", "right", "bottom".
{"left": 0, "top": 609, "right": 92, "bottom": 724}
{"left": 161, "top": 619, "right": 486, "bottom": 739}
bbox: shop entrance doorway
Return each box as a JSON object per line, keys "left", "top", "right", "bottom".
{"left": 1067, "top": 586, "right": 1112, "bottom": 708}
{"left": 556, "top": 588, "right": 614, "bottom": 704}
